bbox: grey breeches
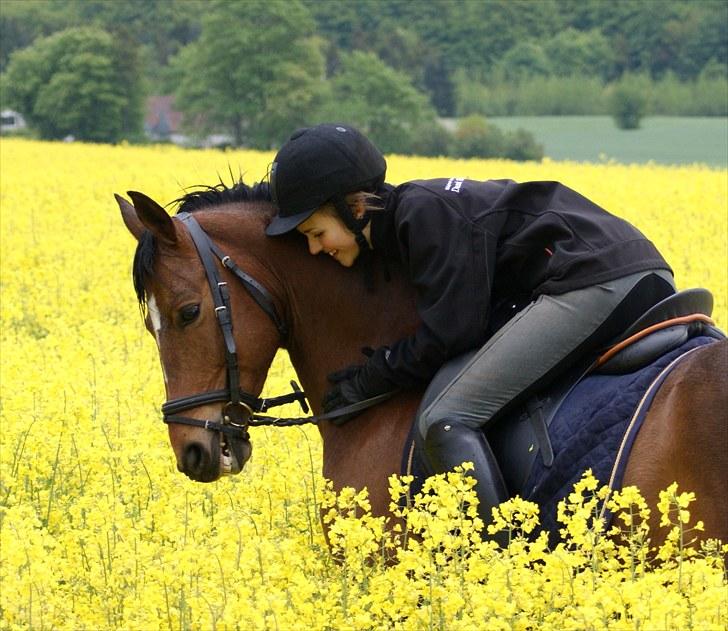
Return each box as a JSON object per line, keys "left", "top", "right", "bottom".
{"left": 417, "top": 269, "right": 675, "bottom": 440}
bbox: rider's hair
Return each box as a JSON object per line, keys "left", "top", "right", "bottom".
{"left": 318, "top": 191, "right": 382, "bottom": 220}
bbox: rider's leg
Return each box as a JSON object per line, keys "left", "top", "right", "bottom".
{"left": 424, "top": 419, "right": 509, "bottom": 545}
{"left": 418, "top": 269, "right": 675, "bottom": 431}
{"left": 417, "top": 269, "right": 675, "bottom": 540}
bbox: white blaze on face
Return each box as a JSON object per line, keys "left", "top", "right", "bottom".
{"left": 147, "top": 293, "right": 169, "bottom": 386}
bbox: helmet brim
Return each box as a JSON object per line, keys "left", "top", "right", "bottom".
{"left": 265, "top": 208, "right": 318, "bottom": 236}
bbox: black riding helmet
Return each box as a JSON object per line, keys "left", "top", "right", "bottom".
{"left": 265, "top": 124, "right": 386, "bottom": 252}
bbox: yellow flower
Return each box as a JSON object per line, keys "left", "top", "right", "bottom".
{"left": 1, "top": 139, "right": 726, "bottom": 629}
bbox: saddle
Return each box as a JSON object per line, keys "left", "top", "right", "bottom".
{"left": 492, "top": 287, "right": 724, "bottom": 494}
{"left": 406, "top": 288, "right": 724, "bottom": 500}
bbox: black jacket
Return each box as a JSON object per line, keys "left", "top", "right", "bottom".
{"left": 362, "top": 178, "right": 672, "bottom": 390}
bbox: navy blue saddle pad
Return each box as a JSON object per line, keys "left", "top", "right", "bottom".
{"left": 401, "top": 335, "right": 718, "bottom": 540}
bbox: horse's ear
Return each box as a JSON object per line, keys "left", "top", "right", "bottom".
{"left": 115, "top": 193, "right": 146, "bottom": 241}
{"left": 126, "top": 190, "right": 177, "bottom": 246}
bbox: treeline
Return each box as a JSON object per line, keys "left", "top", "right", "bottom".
{"left": 456, "top": 72, "right": 728, "bottom": 117}
{"left": 304, "top": 0, "right": 727, "bottom": 116}
{"left": 1, "top": 0, "right": 726, "bottom": 154}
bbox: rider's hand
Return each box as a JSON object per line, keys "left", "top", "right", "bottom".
{"left": 326, "top": 364, "right": 361, "bottom": 385}
{"left": 322, "top": 354, "right": 398, "bottom": 425}
{"left": 322, "top": 365, "right": 369, "bottom": 425}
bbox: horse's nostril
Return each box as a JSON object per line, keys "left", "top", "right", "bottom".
{"left": 179, "top": 438, "right": 220, "bottom": 482}
{"left": 183, "top": 442, "right": 207, "bottom": 474}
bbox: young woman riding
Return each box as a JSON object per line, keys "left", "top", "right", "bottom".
{"left": 265, "top": 123, "right": 675, "bottom": 534}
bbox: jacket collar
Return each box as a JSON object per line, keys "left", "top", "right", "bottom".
{"left": 370, "top": 183, "right": 400, "bottom": 260}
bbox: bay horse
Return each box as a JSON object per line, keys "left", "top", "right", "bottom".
{"left": 116, "top": 182, "right": 728, "bottom": 546}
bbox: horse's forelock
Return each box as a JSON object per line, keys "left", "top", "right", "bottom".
{"left": 132, "top": 230, "right": 156, "bottom": 312}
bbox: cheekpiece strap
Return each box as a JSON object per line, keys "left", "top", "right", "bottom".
{"left": 332, "top": 195, "right": 371, "bottom": 251}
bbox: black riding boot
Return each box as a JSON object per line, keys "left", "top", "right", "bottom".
{"left": 424, "top": 419, "right": 510, "bottom": 546}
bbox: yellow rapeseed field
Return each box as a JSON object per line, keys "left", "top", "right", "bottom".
{"left": 1, "top": 138, "right": 726, "bottom": 630}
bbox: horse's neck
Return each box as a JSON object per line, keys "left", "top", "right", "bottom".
{"left": 215, "top": 205, "right": 421, "bottom": 511}
{"left": 281, "top": 250, "right": 418, "bottom": 411}
{"left": 210, "top": 204, "right": 418, "bottom": 411}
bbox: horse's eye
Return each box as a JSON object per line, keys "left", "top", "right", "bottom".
{"left": 179, "top": 304, "right": 200, "bottom": 326}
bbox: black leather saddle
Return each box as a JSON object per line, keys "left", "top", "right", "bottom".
{"left": 597, "top": 288, "right": 721, "bottom": 373}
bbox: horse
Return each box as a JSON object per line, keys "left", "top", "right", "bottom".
{"left": 116, "top": 182, "right": 728, "bottom": 547}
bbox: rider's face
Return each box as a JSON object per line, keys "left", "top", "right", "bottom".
{"left": 297, "top": 209, "right": 361, "bottom": 267}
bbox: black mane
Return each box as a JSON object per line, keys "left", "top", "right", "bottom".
{"left": 173, "top": 179, "right": 272, "bottom": 214}
{"left": 132, "top": 179, "right": 272, "bottom": 308}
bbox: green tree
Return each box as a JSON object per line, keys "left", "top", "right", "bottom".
{"left": 609, "top": 74, "right": 650, "bottom": 130}
{"left": 371, "top": 26, "right": 429, "bottom": 91}
{"left": 559, "top": 0, "right": 727, "bottom": 80}
{"left": 543, "top": 28, "right": 616, "bottom": 80}
{"left": 1, "top": 26, "right": 143, "bottom": 142}
{"left": 69, "top": 0, "right": 204, "bottom": 89}
{"left": 1, "top": 0, "right": 203, "bottom": 92}
{"left": 402, "top": 0, "right": 564, "bottom": 114}
{"left": 0, "top": 0, "right": 76, "bottom": 71}
{"left": 502, "top": 128, "right": 544, "bottom": 161}
{"left": 451, "top": 114, "right": 542, "bottom": 161}
{"left": 661, "top": 3, "right": 728, "bottom": 80}
{"left": 4, "top": 0, "right": 724, "bottom": 127}
{"left": 497, "top": 42, "right": 552, "bottom": 81}
{"left": 170, "top": 0, "right": 325, "bottom": 148}
{"left": 315, "top": 50, "right": 438, "bottom": 154}
{"left": 406, "top": 121, "right": 453, "bottom": 157}
{"left": 452, "top": 115, "right": 505, "bottom": 159}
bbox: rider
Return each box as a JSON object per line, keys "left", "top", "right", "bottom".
{"left": 265, "top": 123, "right": 675, "bottom": 534}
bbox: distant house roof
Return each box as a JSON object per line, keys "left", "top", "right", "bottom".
{"left": 145, "top": 96, "right": 183, "bottom": 137}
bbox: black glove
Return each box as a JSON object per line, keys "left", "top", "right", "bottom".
{"left": 326, "top": 364, "right": 361, "bottom": 384}
{"left": 322, "top": 370, "right": 365, "bottom": 422}
{"left": 322, "top": 351, "right": 398, "bottom": 425}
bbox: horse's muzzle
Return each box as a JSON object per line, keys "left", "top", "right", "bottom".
{"left": 179, "top": 432, "right": 251, "bottom": 481}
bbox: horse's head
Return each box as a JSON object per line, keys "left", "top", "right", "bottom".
{"left": 116, "top": 189, "right": 283, "bottom": 482}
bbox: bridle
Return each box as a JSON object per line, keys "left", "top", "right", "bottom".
{"left": 159, "top": 212, "right": 395, "bottom": 442}
{"left": 161, "top": 212, "right": 308, "bottom": 440}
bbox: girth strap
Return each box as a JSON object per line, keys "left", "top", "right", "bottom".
{"left": 525, "top": 397, "right": 555, "bottom": 467}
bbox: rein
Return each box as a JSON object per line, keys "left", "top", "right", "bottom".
{"left": 161, "top": 213, "right": 388, "bottom": 440}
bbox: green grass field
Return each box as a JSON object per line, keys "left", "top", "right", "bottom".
{"left": 486, "top": 116, "right": 728, "bottom": 167}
